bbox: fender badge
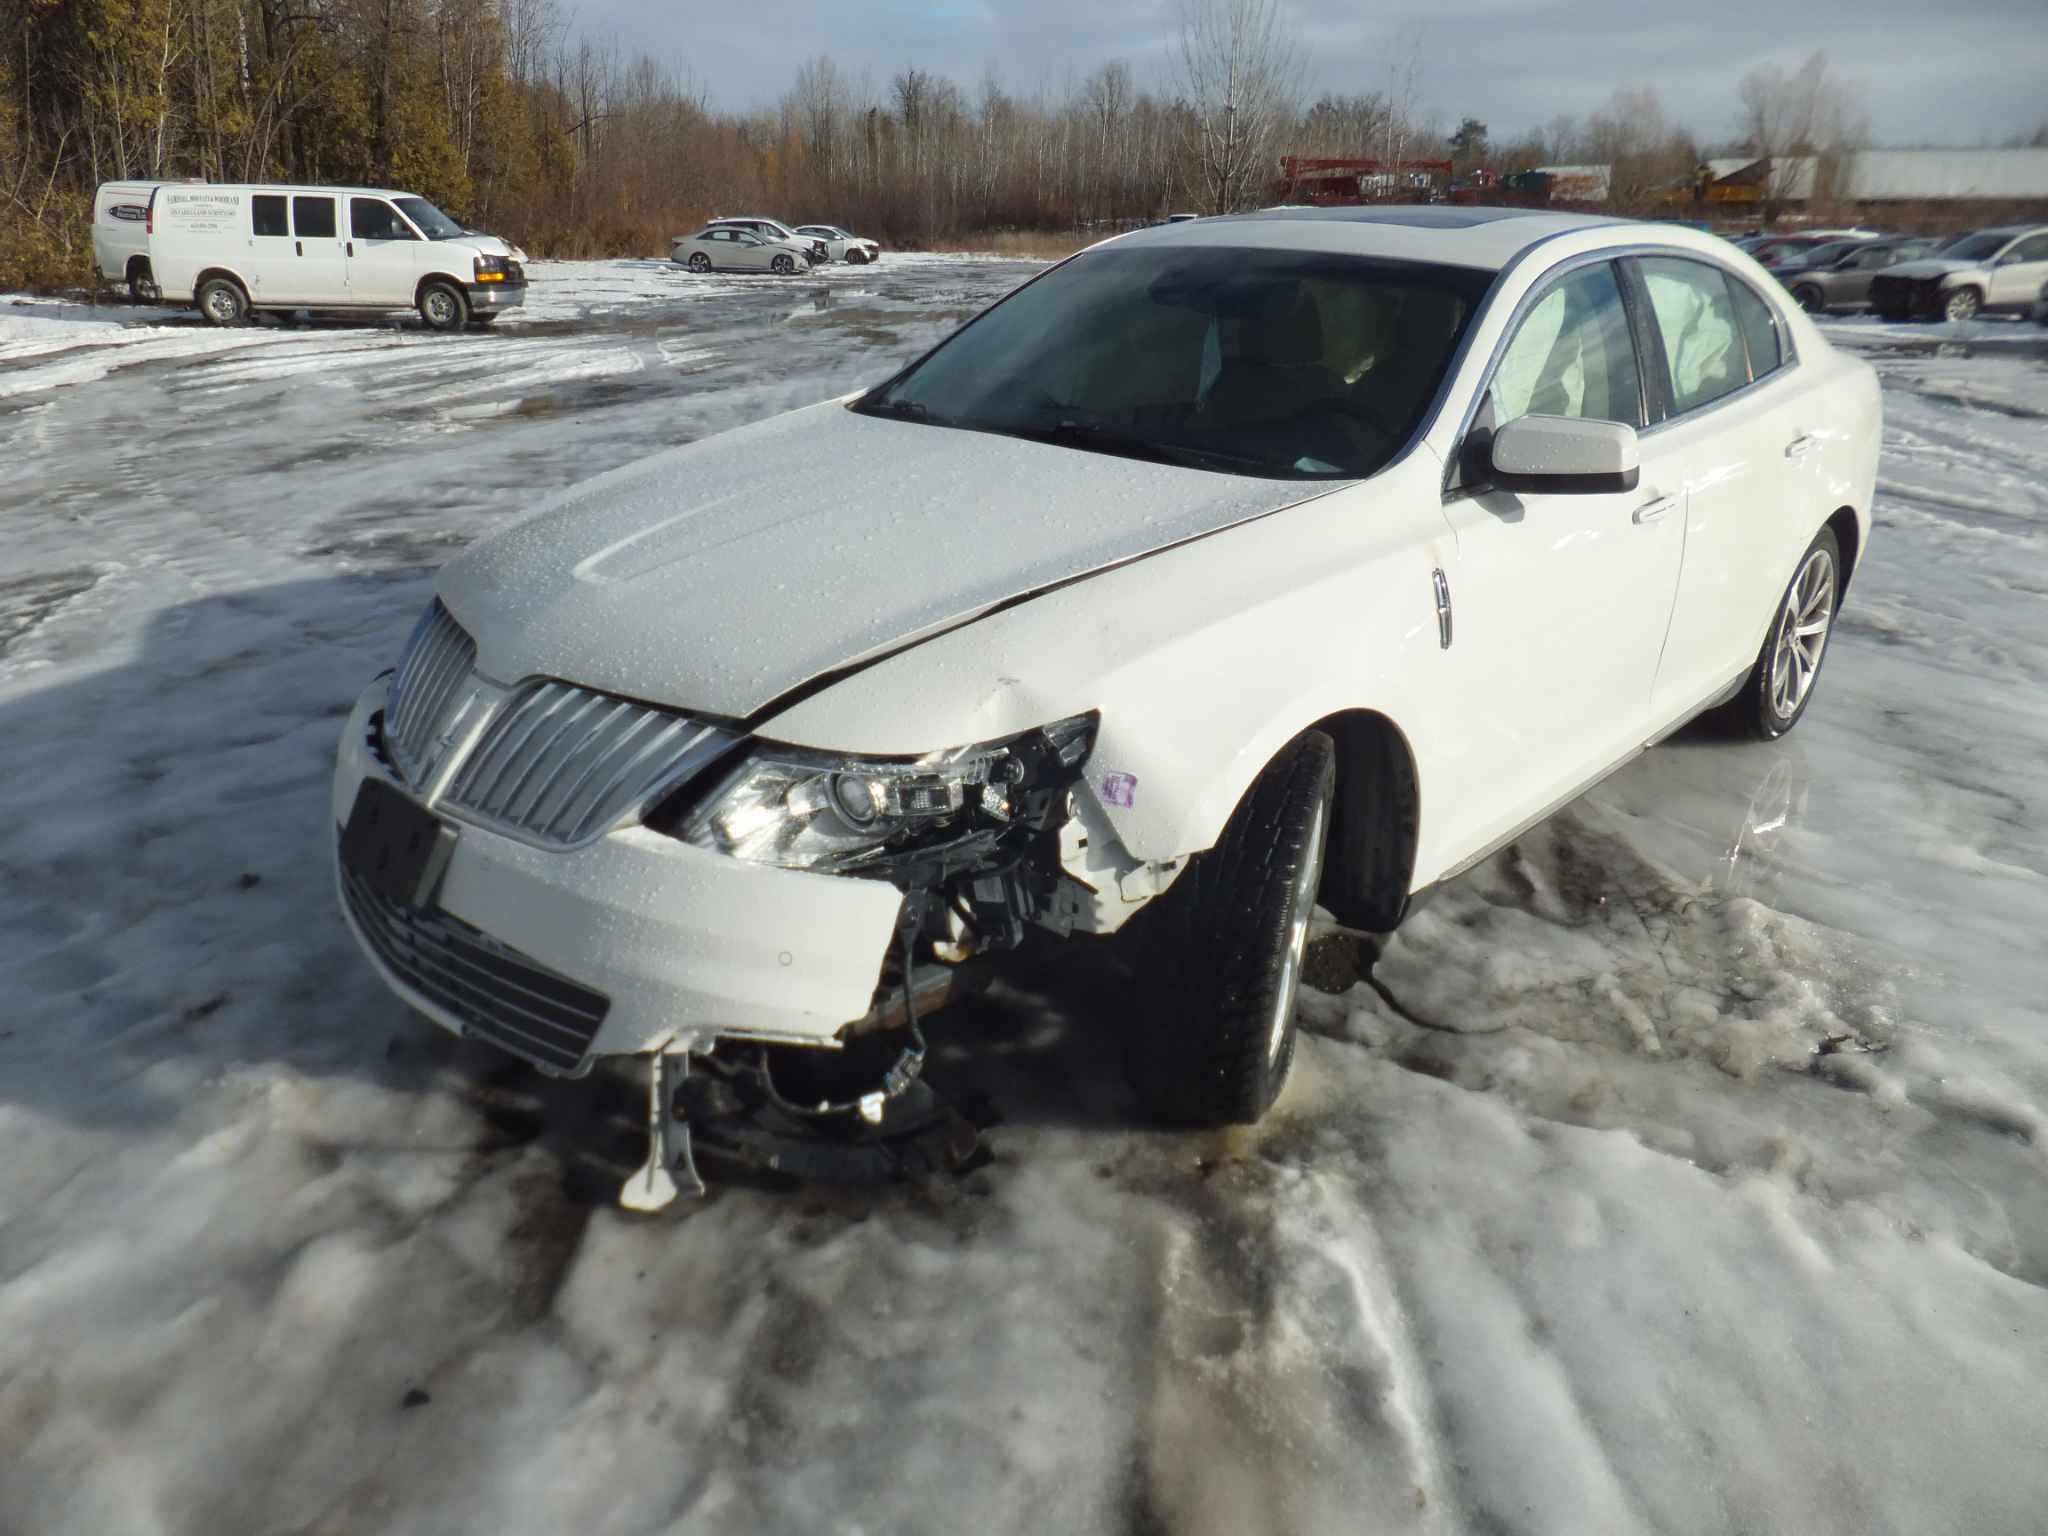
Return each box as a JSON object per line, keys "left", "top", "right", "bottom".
{"left": 1100, "top": 772, "right": 1138, "bottom": 809}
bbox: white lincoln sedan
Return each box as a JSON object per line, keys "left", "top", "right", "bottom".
{"left": 333, "top": 208, "right": 1878, "bottom": 1207}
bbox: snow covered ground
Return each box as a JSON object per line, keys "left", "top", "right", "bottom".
{"left": 3, "top": 265, "right": 2046, "bottom": 1535}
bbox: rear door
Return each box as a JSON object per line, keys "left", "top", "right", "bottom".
{"left": 1630, "top": 255, "right": 1826, "bottom": 727}
{"left": 289, "top": 194, "right": 348, "bottom": 304}
{"left": 346, "top": 196, "right": 423, "bottom": 306}
{"left": 1435, "top": 258, "right": 1685, "bottom": 858}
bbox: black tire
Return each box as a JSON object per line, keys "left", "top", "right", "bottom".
{"left": 1128, "top": 732, "right": 1335, "bottom": 1126}
{"left": 196, "top": 276, "right": 248, "bottom": 327}
{"left": 127, "top": 260, "right": 159, "bottom": 305}
{"left": 419, "top": 280, "right": 467, "bottom": 332}
{"left": 772, "top": 253, "right": 795, "bottom": 275}
{"left": 1726, "top": 526, "right": 1843, "bottom": 741}
{"left": 688, "top": 252, "right": 711, "bottom": 273}
{"left": 848, "top": 248, "right": 867, "bottom": 265}
{"left": 1943, "top": 287, "right": 1980, "bottom": 323}
{"left": 1792, "top": 284, "right": 1824, "bottom": 314}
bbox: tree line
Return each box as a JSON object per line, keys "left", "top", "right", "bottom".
{"left": 0, "top": 0, "right": 1999, "bottom": 293}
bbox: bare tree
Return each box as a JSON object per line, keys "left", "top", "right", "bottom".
{"left": 1587, "top": 87, "right": 1694, "bottom": 213}
{"left": 1173, "top": 0, "right": 1303, "bottom": 215}
{"left": 1379, "top": 22, "right": 1423, "bottom": 171}
{"left": 1738, "top": 51, "right": 1855, "bottom": 224}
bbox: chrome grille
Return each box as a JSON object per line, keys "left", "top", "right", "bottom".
{"left": 386, "top": 600, "right": 478, "bottom": 787}
{"left": 339, "top": 857, "right": 607, "bottom": 1074}
{"left": 442, "top": 680, "right": 737, "bottom": 848}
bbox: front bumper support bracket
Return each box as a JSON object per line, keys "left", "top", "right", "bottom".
{"left": 621, "top": 1048, "right": 706, "bottom": 1213}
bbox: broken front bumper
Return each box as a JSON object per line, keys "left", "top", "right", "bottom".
{"left": 332, "top": 680, "right": 902, "bottom": 1073}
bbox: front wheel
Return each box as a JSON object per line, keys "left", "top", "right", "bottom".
{"left": 688, "top": 252, "right": 711, "bottom": 273}
{"left": 1128, "top": 732, "right": 1334, "bottom": 1126}
{"left": 419, "top": 280, "right": 467, "bottom": 332}
{"left": 1729, "top": 527, "right": 1841, "bottom": 741}
{"left": 196, "top": 276, "right": 248, "bottom": 327}
{"left": 1943, "top": 287, "right": 1981, "bottom": 323}
{"left": 771, "top": 254, "right": 795, "bottom": 275}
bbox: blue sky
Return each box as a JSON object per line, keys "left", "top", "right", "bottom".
{"left": 567, "top": 0, "right": 2045, "bottom": 148}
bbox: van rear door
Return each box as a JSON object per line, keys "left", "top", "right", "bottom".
{"left": 290, "top": 193, "right": 347, "bottom": 306}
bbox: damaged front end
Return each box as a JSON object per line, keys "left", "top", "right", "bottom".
{"left": 624, "top": 713, "right": 1109, "bottom": 1209}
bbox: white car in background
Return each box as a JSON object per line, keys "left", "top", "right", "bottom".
{"left": 794, "top": 224, "right": 882, "bottom": 264}
{"left": 333, "top": 208, "right": 1878, "bottom": 1209}
{"left": 703, "top": 216, "right": 830, "bottom": 264}
{"left": 671, "top": 225, "right": 814, "bottom": 275}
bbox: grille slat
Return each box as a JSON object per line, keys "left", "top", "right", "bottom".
{"left": 443, "top": 682, "right": 737, "bottom": 849}
{"left": 340, "top": 861, "right": 607, "bottom": 1073}
{"left": 386, "top": 600, "right": 478, "bottom": 786}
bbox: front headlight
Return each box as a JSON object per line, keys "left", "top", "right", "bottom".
{"left": 675, "top": 714, "right": 1096, "bottom": 874}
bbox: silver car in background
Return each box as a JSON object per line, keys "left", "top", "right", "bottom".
{"left": 671, "top": 225, "right": 815, "bottom": 275}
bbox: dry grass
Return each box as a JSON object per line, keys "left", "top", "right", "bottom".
{"left": 940, "top": 230, "right": 1104, "bottom": 261}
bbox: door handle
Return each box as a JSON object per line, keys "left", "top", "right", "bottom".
{"left": 1785, "top": 433, "right": 1816, "bottom": 460}
{"left": 346, "top": 240, "right": 355, "bottom": 257}
{"left": 295, "top": 240, "right": 303, "bottom": 256}
{"left": 1632, "top": 494, "right": 1679, "bottom": 525}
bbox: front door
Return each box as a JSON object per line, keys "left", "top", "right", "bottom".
{"left": 1434, "top": 259, "right": 1684, "bottom": 862}
{"left": 288, "top": 194, "right": 348, "bottom": 305}
{"left": 346, "top": 196, "right": 422, "bottom": 307}
{"left": 1987, "top": 232, "right": 2048, "bottom": 309}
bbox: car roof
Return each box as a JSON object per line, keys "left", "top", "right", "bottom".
{"left": 1106, "top": 206, "right": 1638, "bottom": 273}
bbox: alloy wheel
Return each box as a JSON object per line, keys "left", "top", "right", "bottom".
{"left": 1769, "top": 548, "right": 1835, "bottom": 720}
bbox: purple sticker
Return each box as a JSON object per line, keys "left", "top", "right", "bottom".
{"left": 1101, "top": 772, "right": 1138, "bottom": 809}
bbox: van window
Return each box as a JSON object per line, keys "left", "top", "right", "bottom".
{"left": 293, "top": 196, "right": 337, "bottom": 239}
{"left": 251, "top": 195, "right": 288, "bottom": 238}
{"left": 351, "top": 199, "right": 413, "bottom": 241}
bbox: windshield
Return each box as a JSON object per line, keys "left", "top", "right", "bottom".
{"left": 856, "top": 247, "right": 1489, "bottom": 480}
{"left": 1939, "top": 232, "right": 2007, "bottom": 260}
{"left": 395, "top": 197, "right": 465, "bottom": 241}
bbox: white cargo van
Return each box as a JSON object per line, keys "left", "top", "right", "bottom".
{"left": 92, "top": 181, "right": 177, "bottom": 302}
{"left": 129, "top": 182, "right": 526, "bottom": 329}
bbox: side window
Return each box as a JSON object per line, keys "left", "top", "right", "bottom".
{"left": 350, "top": 198, "right": 410, "bottom": 241}
{"left": 1724, "top": 274, "right": 1783, "bottom": 382}
{"left": 1486, "top": 262, "right": 1642, "bottom": 429}
{"left": 251, "top": 195, "right": 288, "bottom": 237}
{"left": 1639, "top": 257, "right": 1747, "bottom": 414}
{"left": 292, "top": 196, "right": 336, "bottom": 240}
{"left": 2007, "top": 235, "right": 2048, "bottom": 263}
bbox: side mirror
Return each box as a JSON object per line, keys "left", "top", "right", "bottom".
{"left": 1486, "top": 414, "right": 1641, "bottom": 495}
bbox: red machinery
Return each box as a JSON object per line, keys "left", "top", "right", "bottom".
{"left": 1275, "top": 156, "right": 1455, "bottom": 206}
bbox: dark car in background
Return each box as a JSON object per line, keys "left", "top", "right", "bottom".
{"left": 1780, "top": 237, "right": 1939, "bottom": 313}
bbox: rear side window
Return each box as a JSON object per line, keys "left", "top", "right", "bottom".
{"left": 1725, "top": 275, "right": 1783, "bottom": 380}
{"left": 251, "top": 195, "right": 288, "bottom": 237}
{"left": 1638, "top": 257, "right": 1747, "bottom": 414}
{"left": 292, "top": 196, "right": 336, "bottom": 239}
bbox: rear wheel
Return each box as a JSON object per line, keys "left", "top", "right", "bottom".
{"left": 1943, "top": 287, "right": 1981, "bottom": 323}
{"left": 1792, "top": 284, "right": 1824, "bottom": 314}
{"left": 1729, "top": 527, "right": 1841, "bottom": 741}
{"left": 419, "top": 280, "right": 467, "bottom": 332}
{"left": 196, "top": 276, "right": 248, "bottom": 327}
{"left": 126, "top": 260, "right": 159, "bottom": 305}
{"left": 688, "top": 252, "right": 711, "bottom": 273}
{"left": 1128, "top": 732, "right": 1334, "bottom": 1126}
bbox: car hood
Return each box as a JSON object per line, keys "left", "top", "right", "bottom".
{"left": 460, "top": 231, "right": 525, "bottom": 261}
{"left": 437, "top": 399, "right": 1338, "bottom": 720}
{"left": 1882, "top": 258, "right": 1980, "bottom": 280}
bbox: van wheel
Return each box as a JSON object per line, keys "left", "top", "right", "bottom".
{"left": 127, "top": 261, "right": 159, "bottom": 305}
{"left": 1127, "top": 731, "right": 1334, "bottom": 1126}
{"left": 197, "top": 277, "right": 249, "bottom": 327}
{"left": 419, "top": 281, "right": 467, "bottom": 332}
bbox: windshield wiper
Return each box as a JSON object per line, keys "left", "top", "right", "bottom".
{"left": 861, "top": 395, "right": 935, "bottom": 422}
{"left": 1007, "top": 418, "right": 1274, "bottom": 474}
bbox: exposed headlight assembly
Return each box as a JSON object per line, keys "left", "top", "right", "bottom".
{"left": 676, "top": 714, "right": 1096, "bottom": 874}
